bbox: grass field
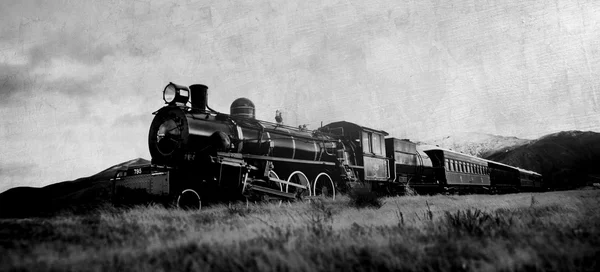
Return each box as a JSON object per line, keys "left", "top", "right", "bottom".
{"left": 1, "top": 189, "right": 599, "bottom": 271}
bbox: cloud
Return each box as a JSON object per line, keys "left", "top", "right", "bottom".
{"left": 0, "top": 25, "right": 118, "bottom": 104}
{"left": 0, "top": 161, "right": 37, "bottom": 192}
{"left": 112, "top": 112, "right": 152, "bottom": 128}
{"left": 0, "top": 61, "right": 106, "bottom": 115}
{"left": 0, "top": 63, "right": 27, "bottom": 100}
{"left": 27, "top": 30, "right": 115, "bottom": 67}
{"left": 0, "top": 161, "right": 36, "bottom": 176}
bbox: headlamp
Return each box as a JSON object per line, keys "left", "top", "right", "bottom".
{"left": 163, "top": 82, "right": 190, "bottom": 105}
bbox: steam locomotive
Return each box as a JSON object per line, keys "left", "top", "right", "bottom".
{"left": 113, "top": 83, "right": 543, "bottom": 209}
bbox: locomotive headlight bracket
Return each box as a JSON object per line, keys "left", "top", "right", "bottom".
{"left": 163, "top": 82, "right": 190, "bottom": 105}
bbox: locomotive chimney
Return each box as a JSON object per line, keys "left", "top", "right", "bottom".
{"left": 189, "top": 84, "right": 208, "bottom": 111}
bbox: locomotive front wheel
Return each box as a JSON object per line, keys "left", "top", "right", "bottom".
{"left": 285, "top": 171, "right": 311, "bottom": 198}
{"left": 313, "top": 173, "right": 336, "bottom": 200}
{"left": 177, "top": 189, "right": 201, "bottom": 210}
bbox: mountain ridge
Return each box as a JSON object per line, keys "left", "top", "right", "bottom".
{"left": 420, "top": 132, "right": 532, "bottom": 157}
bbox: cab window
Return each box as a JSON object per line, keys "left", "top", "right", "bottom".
{"left": 362, "top": 132, "right": 370, "bottom": 153}
{"left": 372, "top": 133, "right": 382, "bottom": 155}
{"left": 361, "top": 131, "right": 385, "bottom": 156}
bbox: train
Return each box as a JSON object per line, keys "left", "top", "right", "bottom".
{"left": 112, "top": 82, "right": 544, "bottom": 209}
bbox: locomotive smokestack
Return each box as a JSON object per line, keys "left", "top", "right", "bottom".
{"left": 189, "top": 84, "right": 208, "bottom": 111}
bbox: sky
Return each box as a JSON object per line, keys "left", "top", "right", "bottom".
{"left": 1, "top": 0, "right": 599, "bottom": 192}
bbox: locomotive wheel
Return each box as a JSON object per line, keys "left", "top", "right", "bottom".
{"left": 313, "top": 173, "right": 336, "bottom": 200}
{"left": 177, "top": 189, "right": 201, "bottom": 210}
{"left": 269, "top": 170, "right": 283, "bottom": 192}
{"left": 285, "top": 171, "right": 311, "bottom": 198}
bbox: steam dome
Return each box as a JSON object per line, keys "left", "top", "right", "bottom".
{"left": 230, "top": 98, "right": 255, "bottom": 119}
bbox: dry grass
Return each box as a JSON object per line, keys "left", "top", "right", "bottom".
{"left": 1, "top": 190, "right": 599, "bottom": 271}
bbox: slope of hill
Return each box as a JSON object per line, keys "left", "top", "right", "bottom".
{"left": 484, "top": 131, "right": 600, "bottom": 188}
{"left": 0, "top": 158, "right": 150, "bottom": 218}
{"left": 421, "top": 132, "right": 532, "bottom": 157}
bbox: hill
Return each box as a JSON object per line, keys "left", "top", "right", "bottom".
{"left": 484, "top": 131, "right": 600, "bottom": 188}
{"left": 0, "top": 158, "right": 150, "bottom": 218}
{"left": 421, "top": 132, "right": 532, "bottom": 157}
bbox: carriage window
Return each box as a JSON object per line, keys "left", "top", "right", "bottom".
{"left": 445, "top": 159, "right": 450, "bottom": 169}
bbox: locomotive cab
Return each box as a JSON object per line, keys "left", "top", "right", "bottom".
{"left": 320, "top": 121, "right": 390, "bottom": 183}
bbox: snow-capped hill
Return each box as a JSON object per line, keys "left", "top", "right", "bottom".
{"left": 420, "top": 132, "right": 531, "bottom": 157}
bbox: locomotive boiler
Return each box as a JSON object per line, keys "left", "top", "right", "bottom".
{"left": 149, "top": 85, "right": 339, "bottom": 166}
